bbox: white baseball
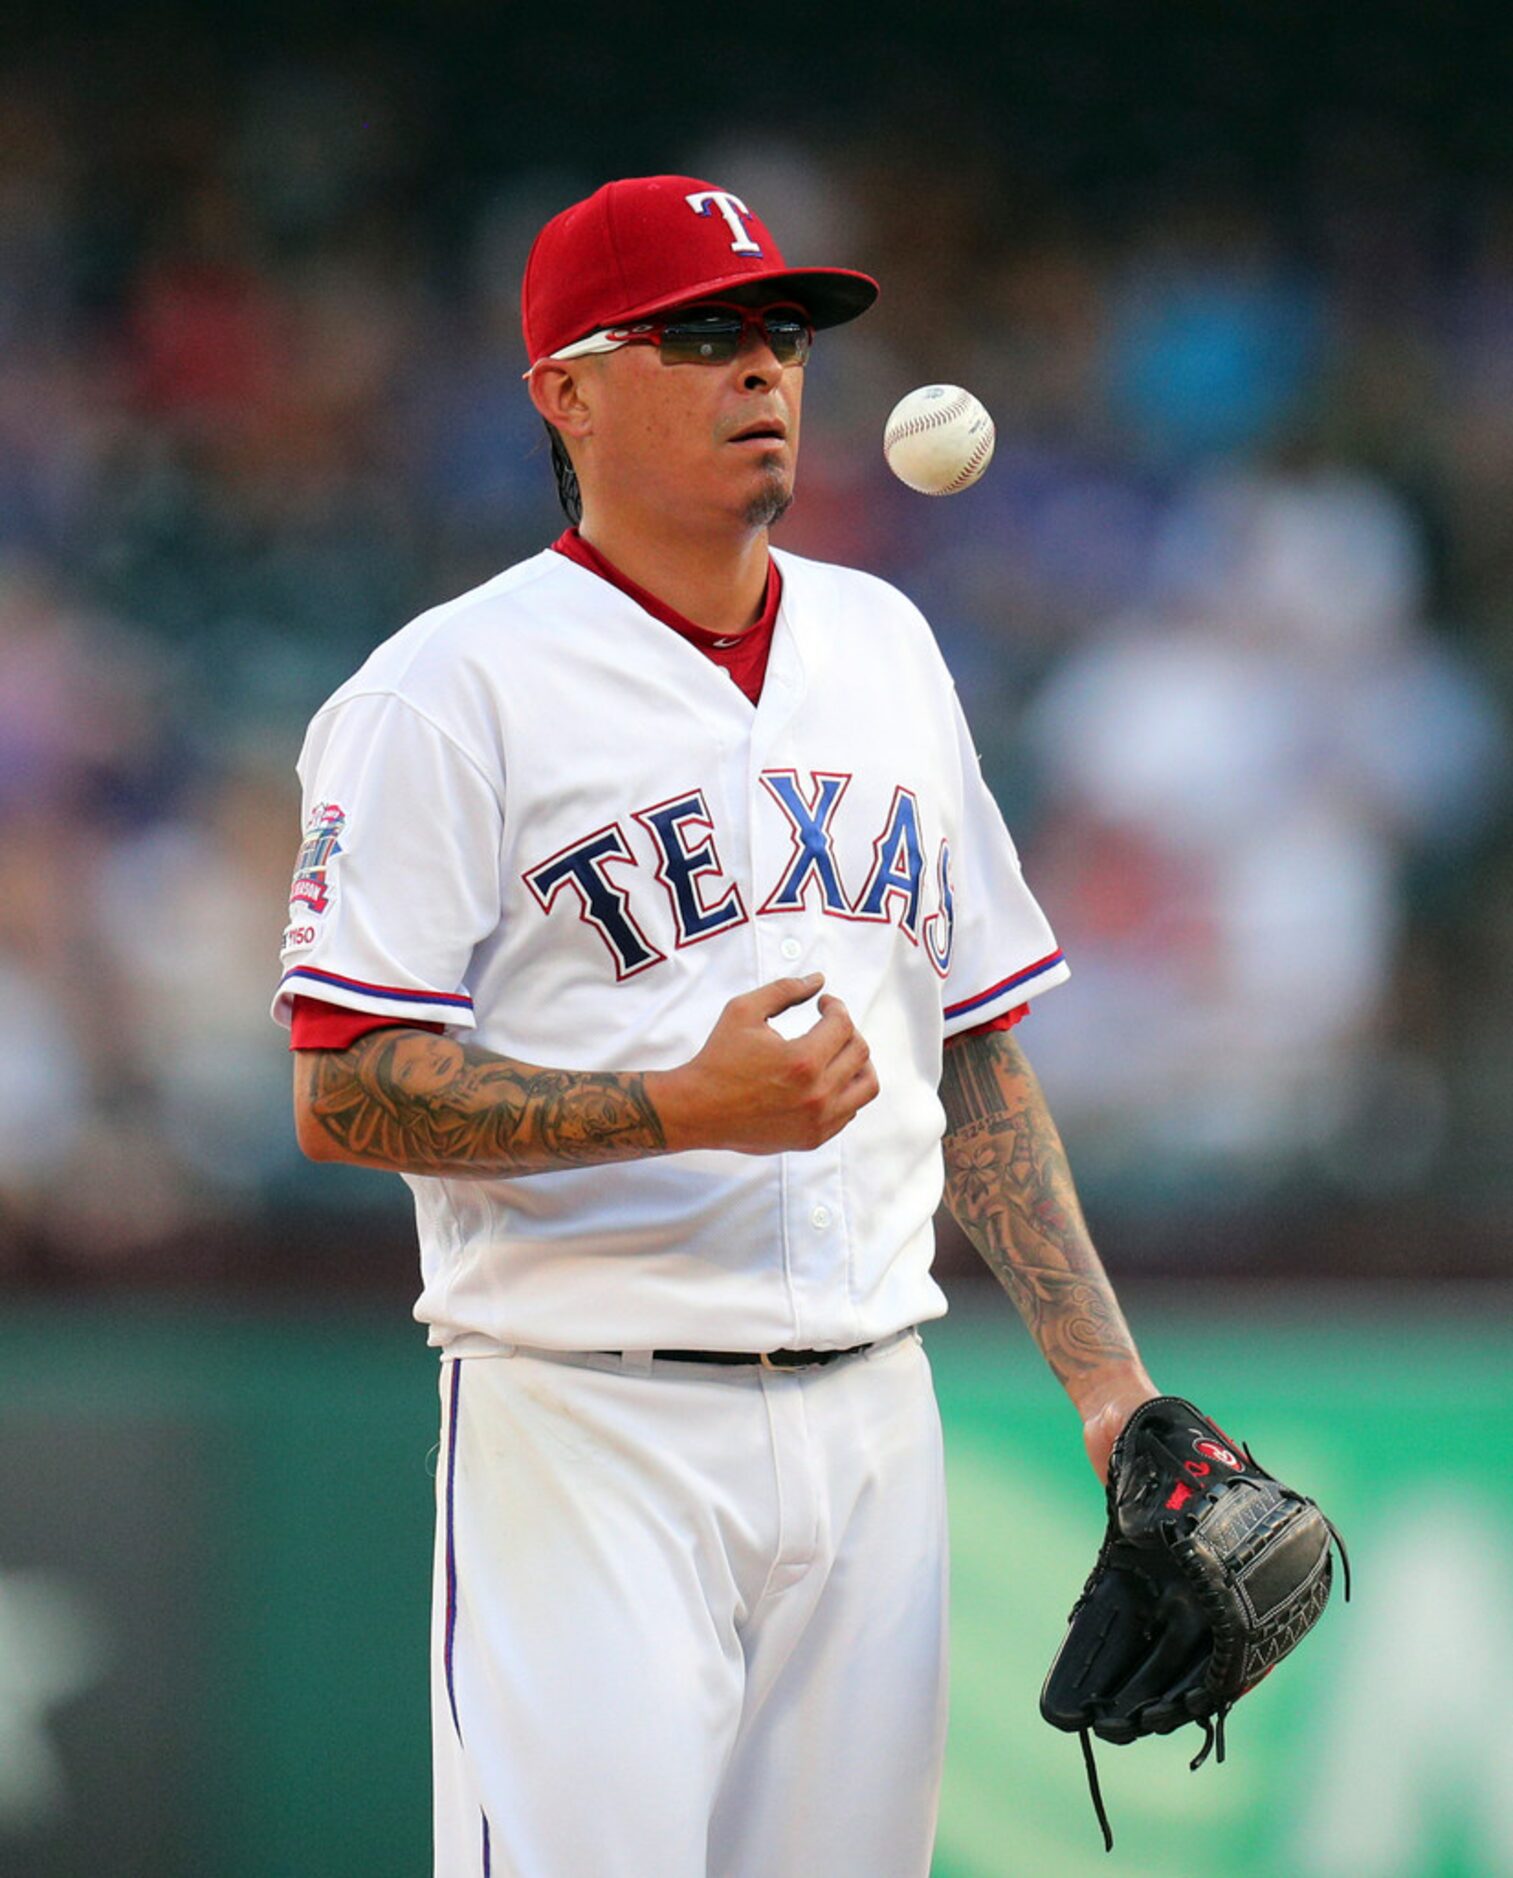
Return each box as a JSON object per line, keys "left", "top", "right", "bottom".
{"left": 883, "top": 385, "right": 996, "bottom": 495}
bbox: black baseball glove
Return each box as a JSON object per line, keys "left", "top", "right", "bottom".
{"left": 1040, "top": 1395, "right": 1349, "bottom": 1851}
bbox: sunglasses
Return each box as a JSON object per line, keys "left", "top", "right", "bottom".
{"left": 549, "top": 302, "right": 813, "bottom": 368}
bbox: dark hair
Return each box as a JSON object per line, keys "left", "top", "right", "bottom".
{"left": 544, "top": 421, "right": 582, "bottom": 527}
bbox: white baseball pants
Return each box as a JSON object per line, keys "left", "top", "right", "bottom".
{"left": 430, "top": 1329, "right": 949, "bottom": 1877}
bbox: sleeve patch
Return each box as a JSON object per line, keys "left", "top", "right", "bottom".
{"left": 289, "top": 801, "right": 346, "bottom": 916}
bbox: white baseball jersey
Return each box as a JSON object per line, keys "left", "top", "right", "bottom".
{"left": 274, "top": 545, "right": 1068, "bottom": 1354}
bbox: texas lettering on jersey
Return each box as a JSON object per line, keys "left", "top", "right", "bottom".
{"left": 523, "top": 769, "right": 954, "bottom": 982}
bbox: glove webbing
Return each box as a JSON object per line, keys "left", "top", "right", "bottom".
{"left": 1231, "top": 1439, "right": 1355, "bottom": 1601}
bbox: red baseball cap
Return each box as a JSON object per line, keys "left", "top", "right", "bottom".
{"left": 521, "top": 175, "right": 879, "bottom": 364}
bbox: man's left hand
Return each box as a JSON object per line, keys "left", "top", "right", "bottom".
{"left": 1078, "top": 1373, "right": 1160, "bottom": 1483}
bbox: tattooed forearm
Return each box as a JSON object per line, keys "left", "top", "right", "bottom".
{"left": 941, "top": 1031, "right": 1140, "bottom": 1391}
{"left": 296, "top": 1029, "right": 666, "bottom": 1178}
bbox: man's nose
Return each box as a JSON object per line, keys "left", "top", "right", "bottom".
{"left": 738, "top": 329, "right": 784, "bottom": 390}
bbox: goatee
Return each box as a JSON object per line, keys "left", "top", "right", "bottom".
{"left": 744, "top": 486, "right": 794, "bottom": 529}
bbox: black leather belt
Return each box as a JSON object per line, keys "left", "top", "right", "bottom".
{"left": 637, "top": 1342, "right": 874, "bottom": 1370}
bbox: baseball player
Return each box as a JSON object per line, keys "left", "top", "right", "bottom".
{"left": 276, "top": 175, "right": 1158, "bottom": 1877}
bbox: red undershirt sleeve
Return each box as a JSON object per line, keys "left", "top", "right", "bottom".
{"left": 944, "top": 1003, "right": 1029, "bottom": 1048}
{"left": 289, "top": 994, "right": 446, "bottom": 1051}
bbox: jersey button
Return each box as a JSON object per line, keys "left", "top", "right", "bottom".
{"left": 780, "top": 937, "right": 803, "bottom": 962}
{"left": 810, "top": 1205, "right": 831, "bottom": 1230}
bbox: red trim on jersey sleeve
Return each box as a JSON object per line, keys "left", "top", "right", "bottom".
{"left": 289, "top": 995, "right": 446, "bottom": 1051}
{"left": 944, "top": 1003, "right": 1029, "bottom": 1048}
{"left": 944, "top": 950, "right": 1065, "bottom": 1021}
{"left": 552, "top": 527, "right": 779, "bottom": 705}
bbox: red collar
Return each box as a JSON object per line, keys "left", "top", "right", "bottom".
{"left": 551, "top": 528, "right": 780, "bottom": 646}
{"left": 550, "top": 528, "right": 780, "bottom": 705}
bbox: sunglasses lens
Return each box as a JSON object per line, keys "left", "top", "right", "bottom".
{"left": 656, "top": 308, "right": 813, "bottom": 365}
{"left": 659, "top": 317, "right": 744, "bottom": 365}
{"left": 763, "top": 317, "right": 811, "bottom": 365}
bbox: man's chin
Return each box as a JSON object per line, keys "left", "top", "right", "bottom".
{"left": 741, "top": 463, "right": 795, "bottom": 529}
{"left": 744, "top": 487, "right": 794, "bottom": 528}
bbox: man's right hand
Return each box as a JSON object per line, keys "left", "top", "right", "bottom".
{"left": 649, "top": 974, "right": 880, "bottom": 1154}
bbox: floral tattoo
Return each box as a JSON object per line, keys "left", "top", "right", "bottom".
{"left": 941, "top": 1031, "right": 1138, "bottom": 1385}
{"left": 298, "top": 1029, "right": 666, "bottom": 1178}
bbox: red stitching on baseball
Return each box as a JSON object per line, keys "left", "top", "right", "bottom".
{"left": 884, "top": 390, "right": 975, "bottom": 450}
{"left": 937, "top": 424, "right": 994, "bottom": 492}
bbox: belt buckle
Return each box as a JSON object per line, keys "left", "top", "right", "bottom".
{"left": 759, "top": 1350, "right": 782, "bottom": 1371}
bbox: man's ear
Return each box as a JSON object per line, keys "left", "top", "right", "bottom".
{"left": 527, "top": 361, "right": 594, "bottom": 442}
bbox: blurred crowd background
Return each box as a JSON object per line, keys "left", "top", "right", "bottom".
{"left": 5, "top": 10, "right": 1512, "bottom": 1877}
{"left": 3, "top": 0, "right": 1512, "bottom": 1289}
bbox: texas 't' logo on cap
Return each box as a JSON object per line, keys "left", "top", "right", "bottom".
{"left": 684, "top": 190, "right": 764, "bottom": 256}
